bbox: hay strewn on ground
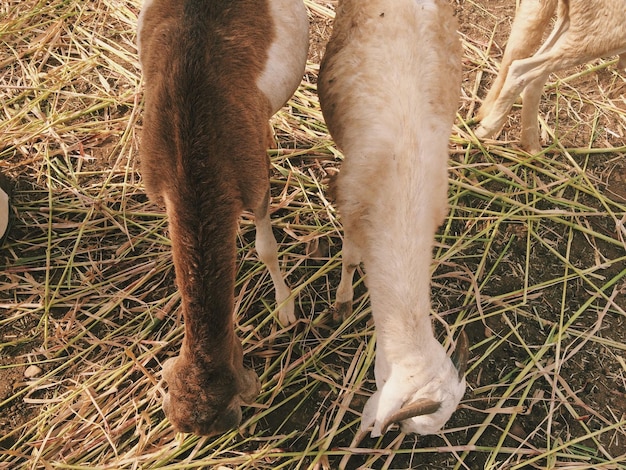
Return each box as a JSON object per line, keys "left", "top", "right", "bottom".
{"left": 1, "top": 0, "right": 625, "bottom": 468}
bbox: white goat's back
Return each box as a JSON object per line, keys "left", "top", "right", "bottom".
{"left": 319, "top": 0, "right": 465, "bottom": 437}
{"left": 321, "top": 0, "right": 460, "bottom": 234}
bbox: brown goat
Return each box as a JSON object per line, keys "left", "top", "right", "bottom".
{"left": 137, "top": 0, "right": 308, "bottom": 436}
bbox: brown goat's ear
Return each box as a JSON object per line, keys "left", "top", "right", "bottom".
{"left": 380, "top": 399, "right": 442, "bottom": 435}
{"left": 237, "top": 367, "right": 261, "bottom": 404}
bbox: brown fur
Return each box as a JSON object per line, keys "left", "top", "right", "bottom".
{"left": 139, "top": 0, "right": 279, "bottom": 436}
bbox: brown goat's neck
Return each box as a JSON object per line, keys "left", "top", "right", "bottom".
{"left": 166, "top": 184, "right": 241, "bottom": 351}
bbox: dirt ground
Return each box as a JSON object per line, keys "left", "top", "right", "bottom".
{"left": 1, "top": 0, "right": 625, "bottom": 469}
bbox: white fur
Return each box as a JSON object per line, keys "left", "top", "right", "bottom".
{"left": 475, "top": 0, "right": 626, "bottom": 153}
{"left": 136, "top": 0, "right": 155, "bottom": 62}
{"left": 254, "top": 200, "right": 296, "bottom": 324}
{"left": 257, "top": 0, "right": 309, "bottom": 113}
{"left": 318, "top": 0, "right": 464, "bottom": 437}
{"left": 253, "top": 0, "right": 308, "bottom": 324}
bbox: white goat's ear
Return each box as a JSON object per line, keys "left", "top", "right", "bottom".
{"left": 361, "top": 386, "right": 408, "bottom": 437}
{"left": 360, "top": 390, "right": 380, "bottom": 436}
{"left": 361, "top": 389, "right": 404, "bottom": 437}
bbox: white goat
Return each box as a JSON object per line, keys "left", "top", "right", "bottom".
{"left": 475, "top": 0, "right": 626, "bottom": 153}
{"left": 318, "top": 0, "right": 467, "bottom": 437}
{"left": 137, "top": 0, "right": 308, "bottom": 436}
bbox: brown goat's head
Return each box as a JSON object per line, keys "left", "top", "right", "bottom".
{"left": 161, "top": 345, "right": 260, "bottom": 436}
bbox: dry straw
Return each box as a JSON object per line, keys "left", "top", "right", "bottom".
{"left": 1, "top": 0, "right": 625, "bottom": 469}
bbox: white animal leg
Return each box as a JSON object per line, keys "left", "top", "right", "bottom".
{"left": 373, "top": 337, "right": 390, "bottom": 389}
{"left": 475, "top": 40, "right": 594, "bottom": 144}
{"left": 519, "top": 71, "right": 550, "bottom": 153}
{"left": 254, "top": 195, "right": 295, "bottom": 325}
{"left": 476, "top": 0, "right": 556, "bottom": 121}
{"left": 334, "top": 228, "right": 362, "bottom": 322}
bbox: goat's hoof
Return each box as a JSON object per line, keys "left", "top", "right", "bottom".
{"left": 473, "top": 124, "right": 493, "bottom": 140}
{"left": 519, "top": 140, "right": 543, "bottom": 155}
{"left": 332, "top": 301, "right": 352, "bottom": 324}
{"left": 277, "top": 298, "right": 296, "bottom": 326}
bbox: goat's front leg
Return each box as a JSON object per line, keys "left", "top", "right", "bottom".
{"left": 475, "top": 48, "right": 566, "bottom": 144}
{"left": 519, "top": 71, "right": 550, "bottom": 153}
{"left": 254, "top": 193, "right": 295, "bottom": 326}
{"left": 334, "top": 227, "right": 362, "bottom": 323}
{"left": 476, "top": 0, "right": 556, "bottom": 121}
{"left": 333, "top": 236, "right": 361, "bottom": 323}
